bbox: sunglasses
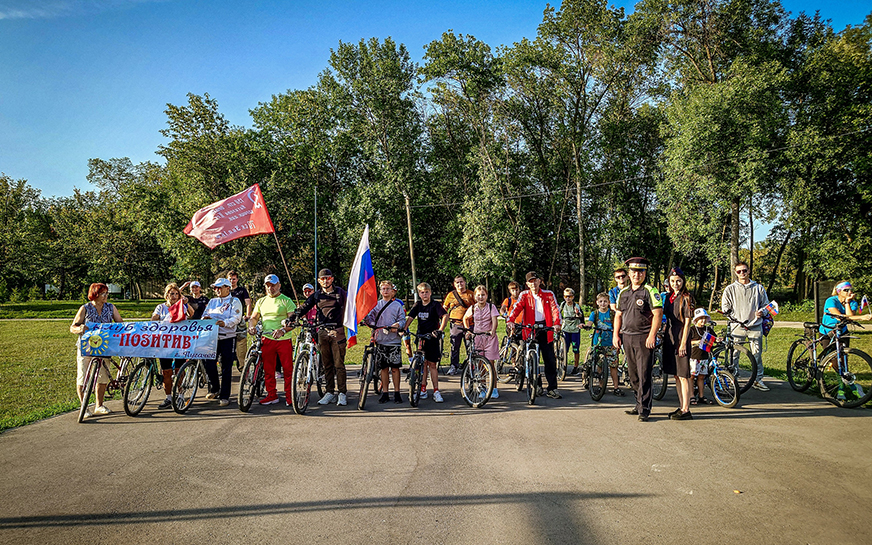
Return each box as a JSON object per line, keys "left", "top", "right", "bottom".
{"left": 614, "top": 275, "right": 626, "bottom": 280}
{"left": 735, "top": 269, "right": 749, "bottom": 274}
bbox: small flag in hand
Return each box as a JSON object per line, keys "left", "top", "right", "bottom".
{"left": 765, "top": 301, "right": 779, "bottom": 316}
{"left": 699, "top": 331, "right": 715, "bottom": 353}
{"left": 861, "top": 295, "right": 869, "bottom": 312}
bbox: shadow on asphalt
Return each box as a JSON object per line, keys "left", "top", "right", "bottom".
{"left": 0, "top": 490, "right": 650, "bottom": 533}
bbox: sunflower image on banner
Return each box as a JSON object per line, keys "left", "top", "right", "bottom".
{"left": 81, "top": 329, "right": 112, "bottom": 356}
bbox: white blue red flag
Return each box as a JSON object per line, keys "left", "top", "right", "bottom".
{"left": 861, "top": 295, "right": 869, "bottom": 312}
{"left": 699, "top": 331, "right": 715, "bottom": 353}
{"left": 343, "top": 225, "right": 378, "bottom": 348}
{"left": 765, "top": 301, "right": 779, "bottom": 316}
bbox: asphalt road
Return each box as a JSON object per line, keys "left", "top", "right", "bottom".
{"left": 1, "top": 370, "right": 869, "bottom": 545}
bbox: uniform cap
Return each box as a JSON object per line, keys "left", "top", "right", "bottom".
{"left": 625, "top": 257, "right": 649, "bottom": 271}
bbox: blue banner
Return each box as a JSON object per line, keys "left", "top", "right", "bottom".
{"left": 80, "top": 320, "right": 219, "bottom": 359}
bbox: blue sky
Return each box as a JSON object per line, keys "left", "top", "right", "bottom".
{"left": 1, "top": 0, "right": 869, "bottom": 201}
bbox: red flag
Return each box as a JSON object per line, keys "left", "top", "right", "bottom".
{"left": 184, "top": 184, "right": 275, "bottom": 249}
{"left": 168, "top": 299, "right": 187, "bottom": 323}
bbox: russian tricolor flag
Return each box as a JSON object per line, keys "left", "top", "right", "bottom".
{"left": 699, "top": 331, "right": 715, "bottom": 353}
{"left": 343, "top": 225, "right": 378, "bottom": 348}
{"left": 765, "top": 301, "right": 779, "bottom": 316}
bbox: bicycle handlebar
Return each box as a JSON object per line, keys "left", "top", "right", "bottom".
{"left": 823, "top": 312, "right": 866, "bottom": 329}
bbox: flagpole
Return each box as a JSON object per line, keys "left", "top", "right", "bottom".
{"left": 403, "top": 192, "right": 418, "bottom": 303}
{"left": 314, "top": 186, "right": 319, "bottom": 281}
{"left": 273, "top": 232, "right": 299, "bottom": 301}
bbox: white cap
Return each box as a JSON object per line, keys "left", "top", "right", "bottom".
{"left": 190, "top": 281, "right": 201, "bottom": 288}
{"left": 693, "top": 308, "right": 710, "bottom": 322}
{"left": 211, "top": 278, "right": 232, "bottom": 289}
{"left": 263, "top": 274, "right": 280, "bottom": 285}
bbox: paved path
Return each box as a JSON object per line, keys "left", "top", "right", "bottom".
{"left": 1, "top": 372, "right": 869, "bottom": 544}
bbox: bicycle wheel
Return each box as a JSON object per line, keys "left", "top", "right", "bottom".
{"left": 460, "top": 356, "right": 494, "bottom": 408}
{"left": 123, "top": 359, "right": 153, "bottom": 417}
{"left": 315, "top": 353, "right": 325, "bottom": 398}
{"left": 589, "top": 353, "right": 607, "bottom": 402}
{"left": 497, "top": 340, "right": 519, "bottom": 383}
{"left": 556, "top": 336, "right": 567, "bottom": 381}
{"left": 715, "top": 345, "right": 757, "bottom": 395}
{"left": 78, "top": 358, "right": 99, "bottom": 423}
{"left": 172, "top": 360, "right": 199, "bottom": 414}
{"left": 238, "top": 352, "right": 261, "bottom": 413}
{"left": 525, "top": 351, "right": 537, "bottom": 405}
{"left": 408, "top": 355, "right": 424, "bottom": 407}
{"left": 708, "top": 369, "right": 739, "bottom": 408}
{"left": 291, "top": 350, "right": 311, "bottom": 415}
{"left": 358, "top": 349, "right": 374, "bottom": 410}
{"left": 786, "top": 339, "right": 814, "bottom": 392}
{"left": 652, "top": 349, "right": 668, "bottom": 401}
{"left": 819, "top": 349, "right": 872, "bottom": 408}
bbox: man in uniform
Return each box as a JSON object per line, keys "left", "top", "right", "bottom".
{"left": 248, "top": 274, "right": 297, "bottom": 405}
{"left": 290, "top": 269, "right": 349, "bottom": 406}
{"left": 613, "top": 257, "right": 663, "bottom": 421}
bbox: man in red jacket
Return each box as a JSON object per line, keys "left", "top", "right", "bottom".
{"left": 507, "top": 271, "right": 563, "bottom": 399}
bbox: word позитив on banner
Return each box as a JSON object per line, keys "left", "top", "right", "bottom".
{"left": 80, "top": 320, "right": 219, "bottom": 360}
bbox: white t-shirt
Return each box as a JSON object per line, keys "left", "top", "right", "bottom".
{"left": 532, "top": 292, "right": 545, "bottom": 321}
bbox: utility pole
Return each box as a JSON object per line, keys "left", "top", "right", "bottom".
{"left": 403, "top": 192, "right": 418, "bottom": 303}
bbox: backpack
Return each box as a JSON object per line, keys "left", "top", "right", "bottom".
{"left": 762, "top": 313, "right": 774, "bottom": 337}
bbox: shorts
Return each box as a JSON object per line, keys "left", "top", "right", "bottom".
{"left": 691, "top": 358, "right": 709, "bottom": 376}
{"left": 421, "top": 337, "right": 441, "bottom": 363}
{"left": 602, "top": 346, "right": 619, "bottom": 368}
{"left": 375, "top": 344, "right": 402, "bottom": 370}
{"left": 76, "top": 352, "right": 110, "bottom": 386}
{"left": 563, "top": 332, "right": 581, "bottom": 353}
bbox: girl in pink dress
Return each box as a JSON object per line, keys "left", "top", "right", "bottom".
{"left": 463, "top": 285, "right": 501, "bottom": 398}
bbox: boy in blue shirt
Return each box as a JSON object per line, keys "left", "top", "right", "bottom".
{"left": 584, "top": 292, "right": 623, "bottom": 396}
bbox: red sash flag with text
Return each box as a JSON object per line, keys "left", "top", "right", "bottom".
{"left": 184, "top": 184, "right": 275, "bottom": 249}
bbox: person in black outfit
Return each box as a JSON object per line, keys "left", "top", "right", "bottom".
{"left": 290, "top": 269, "right": 349, "bottom": 406}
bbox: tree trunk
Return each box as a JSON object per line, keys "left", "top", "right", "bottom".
{"left": 576, "top": 172, "right": 586, "bottom": 306}
{"left": 730, "top": 197, "right": 740, "bottom": 281}
{"left": 749, "top": 195, "right": 754, "bottom": 276}
{"left": 767, "top": 230, "right": 792, "bottom": 294}
{"left": 709, "top": 219, "right": 730, "bottom": 312}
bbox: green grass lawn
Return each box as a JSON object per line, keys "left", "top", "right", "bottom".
{"left": 0, "top": 299, "right": 162, "bottom": 319}
{"left": 1, "top": 320, "right": 868, "bottom": 432}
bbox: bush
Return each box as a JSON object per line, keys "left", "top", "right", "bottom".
{"left": 0, "top": 280, "right": 8, "bottom": 303}
{"left": 27, "top": 286, "right": 43, "bottom": 301}
{"left": 780, "top": 300, "right": 815, "bottom": 314}
{"left": 8, "top": 288, "right": 27, "bottom": 303}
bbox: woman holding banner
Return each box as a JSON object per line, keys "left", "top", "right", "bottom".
{"left": 151, "top": 283, "right": 194, "bottom": 409}
{"left": 70, "top": 283, "right": 123, "bottom": 418}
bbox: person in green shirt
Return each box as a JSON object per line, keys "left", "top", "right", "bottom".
{"left": 248, "top": 274, "right": 297, "bottom": 406}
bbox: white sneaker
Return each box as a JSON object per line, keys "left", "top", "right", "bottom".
{"left": 82, "top": 409, "right": 92, "bottom": 419}
{"left": 337, "top": 393, "right": 347, "bottom": 406}
{"left": 447, "top": 365, "right": 458, "bottom": 375}
{"left": 752, "top": 381, "right": 770, "bottom": 392}
{"left": 433, "top": 390, "right": 444, "bottom": 403}
{"left": 319, "top": 392, "right": 337, "bottom": 405}
{"left": 93, "top": 405, "right": 111, "bottom": 415}
{"left": 420, "top": 389, "right": 428, "bottom": 399}
{"left": 219, "top": 399, "right": 230, "bottom": 407}
{"left": 491, "top": 388, "right": 499, "bottom": 399}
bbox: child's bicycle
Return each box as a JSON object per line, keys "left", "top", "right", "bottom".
{"left": 581, "top": 325, "right": 614, "bottom": 402}
{"left": 704, "top": 348, "right": 740, "bottom": 408}
{"left": 406, "top": 330, "right": 440, "bottom": 407}
{"left": 357, "top": 323, "right": 401, "bottom": 410}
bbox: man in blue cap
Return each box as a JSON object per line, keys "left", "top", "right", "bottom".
{"left": 248, "top": 275, "right": 297, "bottom": 405}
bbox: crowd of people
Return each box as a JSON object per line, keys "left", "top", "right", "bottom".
{"left": 70, "top": 258, "right": 869, "bottom": 420}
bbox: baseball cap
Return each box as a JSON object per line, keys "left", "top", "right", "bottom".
{"left": 211, "top": 278, "right": 232, "bottom": 289}
{"left": 303, "top": 283, "right": 315, "bottom": 291}
{"left": 190, "top": 281, "right": 201, "bottom": 288}
{"left": 263, "top": 274, "right": 280, "bottom": 285}
{"left": 692, "top": 308, "right": 710, "bottom": 322}
{"left": 318, "top": 268, "right": 333, "bottom": 278}
{"left": 525, "top": 271, "right": 539, "bottom": 282}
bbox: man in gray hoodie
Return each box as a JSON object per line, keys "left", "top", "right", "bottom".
{"left": 721, "top": 261, "right": 770, "bottom": 391}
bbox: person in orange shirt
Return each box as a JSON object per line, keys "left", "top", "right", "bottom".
{"left": 443, "top": 275, "right": 476, "bottom": 375}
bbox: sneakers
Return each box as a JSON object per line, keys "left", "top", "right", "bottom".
{"left": 337, "top": 393, "right": 347, "bottom": 406}
{"left": 378, "top": 392, "right": 390, "bottom": 404}
{"left": 752, "top": 381, "right": 770, "bottom": 391}
{"left": 219, "top": 399, "right": 230, "bottom": 407}
{"left": 447, "top": 365, "right": 458, "bottom": 375}
{"left": 82, "top": 409, "right": 92, "bottom": 419}
{"left": 491, "top": 388, "right": 499, "bottom": 399}
{"left": 394, "top": 391, "right": 403, "bottom": 404}
{"left": 319, "top": 392, "right": 337, "bottom": 405}
{"left": 158, "top": 397, "right": 172, "bottom": 409}
{"left": 671, "top": 410, "right": 693, "bottom": 420}
{"left": 420, "top": 389, "right": 429, "bottom": 400}
{"left": 205, "top": 392, "right": 219, "bottom": 400}
{"left": 546, "top": 389, "right": 562, "bottom": 399}
{"left": 536, "top": 386, "right": 545, "bottom": 397}
{"left": 433, "top": 390, "right": 444, "bottom": 403}
{"left": 93, "top": 405, "right": 111, "bottom": 415}
{"left": 276, "top": 372, "right": 284, "bottom": 381}
{"left": 259, "top": 393, "right": 280, "bottom": 405}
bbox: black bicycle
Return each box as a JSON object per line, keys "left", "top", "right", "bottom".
{"left": 711, "top": 311, "right": 759, "bottom": 395}
{"left": 238, "top": 323, "right": 265, "bottom": 412}
{"left": 406, "top": 330, "right": 440, "bottom": 407}
{"left": 457, "top": 326, "right": 497, "bottom": 408}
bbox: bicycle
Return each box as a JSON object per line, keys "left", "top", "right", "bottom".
{"left": 704, "top": 350, "right": 740, "bottom": 408}
{"left": 555, "top": 333, "right": 568, "bottom": 381}
{"left": 816, "top": 314, "right": 872, "bottom": 408}
{"left": 711, "top": 311, "right": 759, "bottom": 395}
{"left": 514, "top": 323, "right": 557, "bottom": 405}
{"left": 289, "top": 320, "right": 328, "bottom": 415}
{"left": 496, "top": 330, "right": 522, "bottom": 384}
{"left": 358, "top": 324, "right": 396, "bottom": 410}
{"left": 406, "top": 330, "right": 441, "bottom": 407}
{"left": 651, "top": 333, "right": 668, "bottom": 401}
{"left": 785, "top": 322, "right": 831, "bottom": 392}
{"left": 171, "top": 358, "right": 208, "bottom": 414}
{"left": 122, "top": 356, "right": 165, "bottom": 417}
{"left": 78, "top": 355, "right": 135, "bottom": 423}
{"left": 581, "top": 326, "right": 617, "bottom": 402}
{"left": 457, "top": 326, "right": 497, "bottom": 408}
{"left": 238, "top": 323, "right": 265, "bottom": 412}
